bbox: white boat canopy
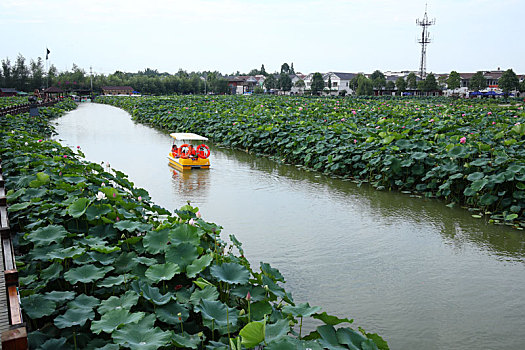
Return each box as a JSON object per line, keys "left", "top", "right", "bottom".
{"left": 170, "top": 133, "right": 208, "bottom": 141}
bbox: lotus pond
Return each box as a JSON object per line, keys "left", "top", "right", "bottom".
{"left": 0, "top": 105, "right": 386, "bottom": 349}
{"left": 98, "top": 95, "right": 525, "bottom": 228}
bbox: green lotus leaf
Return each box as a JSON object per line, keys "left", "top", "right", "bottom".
{"left": 27, "top": 244, "right": 60, "bottom": 261}
{"left": 67, "top": 197, "right": 91, "bottom": 218}
{"left": 80, "top": 236, "right": 108, "bottom": 247}
{"left": 55, "top": 307, "right": 95, "bottom": 328}
{"left": 114, "top": 220, "right": 152, "bottom": 233}
{"left": 36, "top": 172, "right": 50, "bottom": 184}
{"left": 282, "top": 302, "right": 322, "bottom": 318}
{"left": 262, "top": 275, "right": 288, "bottom": 300}
{"left": 195, "top": 299, "right": 238, "bottom": 329}
{"left": 251, "top": 301, "right": 273, "bottom": 321}
{"left": 131, "top": 280, "right": 173, "bottom": 305}
{"left": 317, "top": 325, "right": 348, "bottom": 350}
{"left": 240, "top": 320, "right": 266, "bottom": 348}
{"left": 92, "top": 344, "right": 119, "bottom": 350}
{"left": 38, "top": 338, "right": 69, "bottom": 350}
{"left": 91, "top": 308, "right": 145, "bottom": 334}
{"left": 165, "top": 243, "right": 198, "bottom": 270}
{"left": 112, "top": 314, "right": 172, "bottom": 350}
{"left": 155, "top": 301, "right": 189, "bottom": 324}
{"left": 231, "top": 285, "right": 267, "bottom": 302}
{"left": 145, "top": 262, "right": 180, "bottom": 283}
{"left": 467, "top": 172, "right": 485, "bottom": 181}
{"left": 260, "top": 262, "right": 285, "bottom": 282}
{"left": 64, "top": 265, "right": 114, "bottom": 284}
{"left": 44, "top": 291, "right": 76, "bottom": 304}
{"left": 98, "top": 274, "right": 130, "bottom": 288}
{"left": 142, "top": 229, "right": 170, "bottom": 254}
{"left": 313, "top": 312, "right": 353, "bottom": 326}
{"left": 85, "top": 204, "right": 113, "bottom": 221}
{"left": 190, "top": 285, "right": 219, "bottom": 305}
{"left": 40, "top": 262, "right": 63, "bottom": 282}
{"left": 8, "top": 202, "right": 31, "bottom": 212}
{"left": 68, "top": 294, "right": 100, "bottom": 310}
{"left": 336, "top": 327, "right": 374, "bottom": 349}
{"left": 98, "top": 291, "right": 139, "bottom": 315}
{"left": 114, "top": 251, "right": 139, "bottom": 273}
{"left": 21, "top": 294, "right": 57, "bottom": 319}
{"left": 265, "top": 337, "right": 308, "bottom": 350}
{"left": 26, "top": 224, "right": 68, "bottom": 247}
{"left": 87, "top": 251, "right": 117, "bottom": 265}
{"left": 210, "top": 262, "right": 250, "bottom": 285}
{"left": 90, "top": 244, "right": 121, "bottom": 254}
{"left": 27, "top": 330, "right": 49, "bottom": 349}
{"left": 19, "top": 274, "right": 37, "bottom": 286}
{"left": 186, "top": 254, "right": 213, "bottom": 278}
{"left": 265, "top": 319, "right": 291, "bottom": 344}
{"left": 448, "top": 146, "right": 465, "bottom": 158}
{"left": 46, "top": 246, "right": 86, "bottom": 260}
{"left": 171, "top": 332, "right": 203, "bottom": 349}
{"left": 168, "top": 224, "right": 200, "bottom": 246}
{"left": 132, "top": 256, "right": 158, "bottom": 266}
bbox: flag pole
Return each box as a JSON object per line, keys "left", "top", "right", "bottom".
{"left": 45, "top": 47, "right": 50, "bottom": 89}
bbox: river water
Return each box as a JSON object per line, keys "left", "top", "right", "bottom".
{"left": 53, "top": 103, "right": 525, "bottom": 350}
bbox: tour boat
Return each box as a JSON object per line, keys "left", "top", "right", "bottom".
{"left": 168, "top": 133, "right": 211, "bottom": 171}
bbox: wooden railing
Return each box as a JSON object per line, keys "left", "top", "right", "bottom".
{"left": 0, "top": 161, "right": 28, "bottom": 349}
{"left": 0, "top": 99, "right": 60, "bottom": 117}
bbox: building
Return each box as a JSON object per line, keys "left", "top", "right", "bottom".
{"left": 101, "top": 86, "right": 134, "bottom": 95}
{"left": 324, "top": 72, "right": 356, "bottom": 95}
{"left": 225, "top": 76, "right": 257, "bottom": 94}
{"left": 0, "top": 88, "right": 18, "bottom": 97}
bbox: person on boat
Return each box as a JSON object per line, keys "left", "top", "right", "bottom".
{"left": 171, "top": 144, "right": 179, "bottom": 158}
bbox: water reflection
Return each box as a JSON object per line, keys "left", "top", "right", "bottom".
{"left": 170, "top": 167, "right": 210, "bottom": 198}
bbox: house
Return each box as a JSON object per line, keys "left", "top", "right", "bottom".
{"left": 101, "top": 86, "right": 134, "bottom": 95}
{"left": 225, "top": 76, "right": 257, "bottom": 94}
{"left": 324, "top": 72, "right": 356, "bottom": 95}
{"left": 0, "top": 88, "right": 18, "bottom": 97}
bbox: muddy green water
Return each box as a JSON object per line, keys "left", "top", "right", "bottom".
{"left": 53, "top": 103, "right": 525, "bottom": 350}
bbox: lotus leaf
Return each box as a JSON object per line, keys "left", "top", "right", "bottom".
{"left": 142, "top": 228, "right": 170, "bottom": 254}
{"left": 88, "top": 250, "right": 117, "bottom": 265}
{"left": 186, "top": 254, "right": 213, "bottom": 278}
{"left": 262, "top": 274, "right": 287, "bottom": 299}
{"left": 55, "top": 308, "right": 95, "bottom": 328}
{"left": 113, "top": 251, "right": 138, "bottom": 273}
{"left": 265, "top": 319, "right": 291, "bottom": 344}
{"left": 155, "top": 301, "right": 189, "bottom": 324}
{"left": 85, "top": 204, "right": 113, "bottom": 221}
{"left": 313, "top": 312, "right": 354, "bottom": 325}
{"left": 282, "top": 302, "right": 322, "bottom": 318}
{"left": 38, "top": 337, "right": 70, "bottom": 350}
{"left": 131, "top": 280, "right": 173, "bottom": 305}
{"left": 8, "top": 201, "right": 31, "bottom": 212}
{"left": 171, "top": 332, "right": 202, "bottom": 349}
{"left": 231, "top": 285, "right": 267, "bottom": 302}
{"left": 132, "top": 256, "right": 157, "bottom": 266}
{"left": 98, "top": 274, "right": 129, "bottom": 288}
{"left": 91, "top": 344, "right": 119, "bottom": 350}
{"left": 316, "top": 325, "right": 350, "bottom": 350}
{"left": 240, "top": 320, "right": 266, "bottom": 348}
{"left": 90, "top": 244, "right": 120, "bottom": 254}
{"left": 336, "top": 327, "right": 377, "bottom": 350}
{"left": 26, "top": 224, "right": 68, "bottom": 246}
{"left": 165, "top": 243, "right": 198, "bottom": 270}
{"left": 98, "top": 291, "right": 139, "bottom": 315}
{"left": 46, "top": 246, "right": 85, "bottom": 260}
{"left": 91, "top": 308, "right": 145, "bottom": 334}
{"left": 44, "top": 291, "right": 76, "bottom": 303}
{"left": 168, "top": 224, "right": 200, "bottom": 246}
{"left": 40, "top": 262, "right": 63, "bottom": 282}
{"left": 260, "top": 262, "right": 285, "bottom": 282}
{"left": 67, "top": 197, "right": 91, "bottom": 218}
{"left": 195, "top": 299, "right": 238, "bottom": 330}
{"left": 145, "top": 262, "right": 180, "bottom": 283}
{"left": 64, "top": 265, "right": 114, "bottom": 284}
{"left": 190, "top": 285, "right": 219, "bottom": 305}
{"left": 251, "top": 301, "right": 273, "bottom": 321}
{"left": 21, "top": 294, "right": 57, "bottom": 319}
{"left": 467, "top": 172, "right": 485, "bottom": 181}
{"left": 114, "top": 220, "right": 152, "bottom": 233}
{"left": 68, "top": 294, "right": 100, "bottom": 310}
{"left": 111, "top": 314, "right": 172, "bottom": 350}
{"left": 210, "top": 262, "right": 250, "bottom": 285}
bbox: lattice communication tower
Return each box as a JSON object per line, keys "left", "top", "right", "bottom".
{"left": 416, "top": 5, "right": 435, "bottom": 79}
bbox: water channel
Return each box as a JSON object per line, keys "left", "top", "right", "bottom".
{"left": 53, "top": 103, "right": 525, "bottom": 350}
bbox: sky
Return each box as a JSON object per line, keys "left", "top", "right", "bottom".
{"left": 1, "top": 0, "right": 524, "bottom": 76}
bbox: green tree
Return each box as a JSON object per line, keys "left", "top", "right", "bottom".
{"left": 13, "top": 54, "right": 29, "bottom": 91}
{"left": 395, "top": 77, "right": 407, "bottom": 94}
{"left": 469, "top": 71, "right": 486, "bottom": 91}
{"left": 520, "top": 80, "right": 525, "bottom": 93}
{"left": 370, "top": 70, "right": 386, "bottom": 91}
{"left": 423, "top": 73, "right": 438, "bottom": 91}
{"left": 406, "top": 72, "right": 417, "bottom": 90}
{"left": 264, "top": 74, "right": 278, "bottom": 90}
{"left": 446, "top": 71, "right": 461, "bottom": 90}
{"left": 280, "top": 63, "right": 290, "bottom": 75}
{"left": 498, "top": 68, "right": 520, "bottom": 96}
{"left": 1, "top": 58, "right": 13, "bottom": 87}
{"left": 356, "top": 75, "right": 373, "bottom": 96}
{"left": 29, "top": 57, "right": 44, "bottom": 91}
{"left": 290, "top": 63, "right": 295, "bottom": 74}
{"left": 260, "top": 64, "right": 267, "bottom": 76}
{"left": 310, "top": 72, "right": 324, "bottom": 95}
{"left": 295, "top": 79, "right": 305, "bottom": 89}
{"left": 278, "top": 73, "right": 292, "bottom": 91}
{"left": 327, "top": 76, "right": 332, "bottom": 93}
{"left": 385, "top": 80, "right": 395, "bottom": 90}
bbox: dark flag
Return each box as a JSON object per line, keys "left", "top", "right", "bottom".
{"left": 46, "top": 48, "right": 50, "bottom": 60}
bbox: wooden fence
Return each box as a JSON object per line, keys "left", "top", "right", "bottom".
{"left": 0, "top": 99, "right": 60, "bottom": 117}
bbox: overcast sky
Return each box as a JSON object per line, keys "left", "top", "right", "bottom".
{"left": 1, "top": 0, "right": 524, "bottom": 76}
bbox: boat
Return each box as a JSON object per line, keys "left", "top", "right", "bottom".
{"left": 167, "top": 133, "right": 211, "bottom": 171}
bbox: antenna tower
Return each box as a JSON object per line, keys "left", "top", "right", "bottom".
{"left": 416, "top": 4, "right": 435, "bottom": 79}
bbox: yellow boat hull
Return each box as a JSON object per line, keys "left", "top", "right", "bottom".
{"left": 168, "top": 155, "right": 210, "bottom": 171}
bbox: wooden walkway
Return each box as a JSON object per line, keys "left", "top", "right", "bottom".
{"left": 0, "top": 162, "right": 27, "bottom": 349}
